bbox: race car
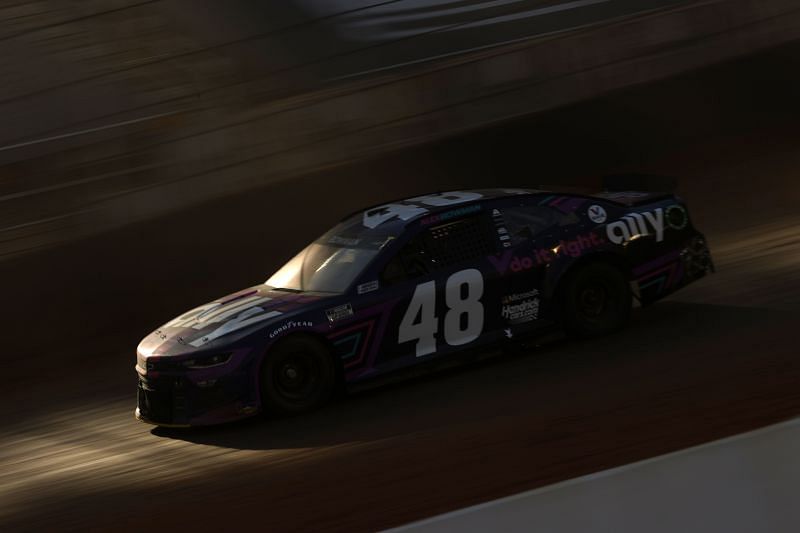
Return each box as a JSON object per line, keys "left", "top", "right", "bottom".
{"left": 135, "top": 184, "right": 714, "bottom": 427}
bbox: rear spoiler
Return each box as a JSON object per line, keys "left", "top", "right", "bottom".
{"left": 602, "top": 174, "right": 677, "bottom": 193}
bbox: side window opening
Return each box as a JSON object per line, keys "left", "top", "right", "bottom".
{"left": 381, "top": 213, "right": 496, "bottom": 284}
{"left": 500, "top": 205, "right": 569, "bottom": 246}
{"left": 381, "top": 234, "right": 434, "bottom": 285}
{"left": 426, "top": 214, "right": 496, "bottom": 268}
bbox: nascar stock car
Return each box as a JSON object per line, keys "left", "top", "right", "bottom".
{"left": 136, "top": 183, "right": 714, "bottom": 427}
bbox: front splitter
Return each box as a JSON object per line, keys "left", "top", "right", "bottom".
{"left": 134, "top": 407, "right": 191, "bottom": 429}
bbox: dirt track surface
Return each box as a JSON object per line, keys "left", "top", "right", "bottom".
{"left": 2, "top": 44, "right": 800, "bottom": 532}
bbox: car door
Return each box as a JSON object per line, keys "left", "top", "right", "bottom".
{"left": 372, "top": 210, "right": 505, "bottom": 373}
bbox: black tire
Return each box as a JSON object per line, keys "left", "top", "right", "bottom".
{"left": 260, "top": 336, "right": 336, "bottom": 415}
{"left": 559, "top": 262, "right": 632, "bottom": 338}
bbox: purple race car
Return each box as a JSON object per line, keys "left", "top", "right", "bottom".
{"left": 136, "top": 184, "right": 713, "bottom": 427}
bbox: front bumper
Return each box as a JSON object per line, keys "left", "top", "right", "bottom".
{"left": 136, "top": 372, "right": 258, "bottom": 427}
{"left": 135, "top": 407, "right": 190, "bottom": 428}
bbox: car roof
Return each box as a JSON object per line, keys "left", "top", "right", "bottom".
{"left": 342, "top": 188, "right": 545, "bottom": 229}
{"left": 336, "top": 187, "right": 671, "bottom": 238}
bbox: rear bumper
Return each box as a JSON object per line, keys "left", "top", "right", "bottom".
{"left": 681, "top": 234, "right": 715, "bottom": 279}
{"left": 634, "top": 233, "right": 714, "bottom": 305}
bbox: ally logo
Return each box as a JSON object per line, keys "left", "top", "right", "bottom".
{"left": 606, "top": 209, "right": 665, "bottom": 244}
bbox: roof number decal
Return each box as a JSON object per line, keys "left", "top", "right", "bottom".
{"left": 363, "top": 204, "right": 428, "bottom": 229}
{"left": 362, "top": 191, "right": 483, "bottom": 228}
{"left": 406, "top": 191, "right": 482, "bottom": 207}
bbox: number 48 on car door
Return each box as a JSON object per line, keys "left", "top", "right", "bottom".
{"left": 399, "top": 269, "right": 485, "bottom": 357}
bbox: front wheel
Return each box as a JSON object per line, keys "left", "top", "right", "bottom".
{"left": 260, "top": 336, "right": 336, "bottom": 415}
{"left": 559, "top": 262, "right": 632, "bottom": 338}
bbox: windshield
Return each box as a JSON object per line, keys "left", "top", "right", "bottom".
{"left": 265, "top": 220, "right": 394, "bottom": 293}
{"left": 266, "top": 244, "right": 379, "bottom": 293}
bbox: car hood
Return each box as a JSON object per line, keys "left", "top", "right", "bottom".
{"left": 137, "top": 285, "right": 329, "bottom": 357}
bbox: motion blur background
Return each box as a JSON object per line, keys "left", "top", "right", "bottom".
{"left": 2, "top": 1, "right": 800, "bottom": 531}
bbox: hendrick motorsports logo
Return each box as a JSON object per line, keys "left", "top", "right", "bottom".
{"left": 501, "top": 290, "right": 540, "bottom": 324}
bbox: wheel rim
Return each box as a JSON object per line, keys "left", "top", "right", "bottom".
{"left": 577, "top": 281, "right": 610, "bottom": 319}
{"left": 273, "top": 351, "right": 320, "bottom": 402}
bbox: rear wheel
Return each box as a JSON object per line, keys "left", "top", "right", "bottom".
{"left": 260, "top": 336, "right": 336, "bottom": 415}
{"left": 560, "top": 262, "right": 632, "bottom": 338}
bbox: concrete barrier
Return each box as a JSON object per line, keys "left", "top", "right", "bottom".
{"left": 389, "top": 417, "right": 800, "bottom": 533}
